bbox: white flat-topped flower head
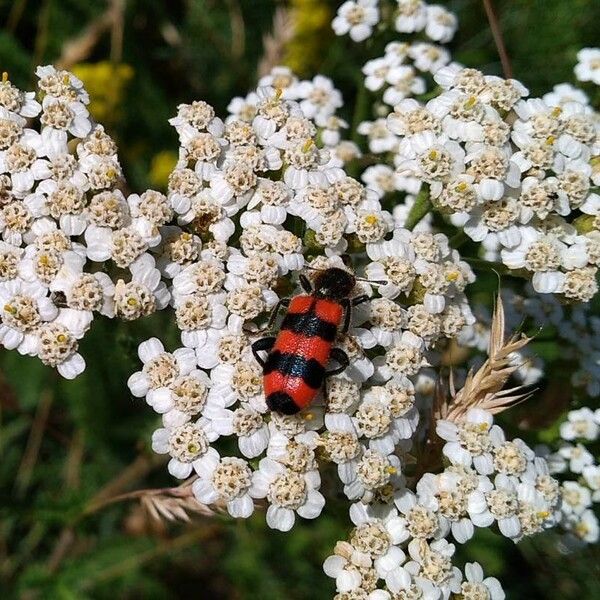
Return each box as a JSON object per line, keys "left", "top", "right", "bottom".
{"left": 575, "top": 47, "right": 600, "bottom": 85}
{"left": 192, "top": 452, "right": 255, "bottom": 518}
{"left": 332, "top": 0, "right": 380, "bottom": 43}
{"left": 250, "top": 457, "right": 325, "bottom": 531}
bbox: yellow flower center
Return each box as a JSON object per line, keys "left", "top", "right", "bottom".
{"left": 302, "top": 138, "right": 315, "bottom": 153}
{"left": 464, "top": 96, "right": 477, "bottom": 109}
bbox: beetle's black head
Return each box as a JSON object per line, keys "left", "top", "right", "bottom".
{"left": 313, "top": 267, "right": 356, "bottom": 300}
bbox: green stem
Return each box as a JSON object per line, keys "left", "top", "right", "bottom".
{"left": 351, "top": 83, "right": 370, "bottom": 148}
{"left": 416, "top": 85, "right": 442, "bottom": 103}
{"left": 449, "top": 230, "right": 469, "bottom": 249}
{"left": 348, "top": 81, "right": 371, "bottom": 179}
{"left": 404, "top": 184, "right": 431, "bottom": 231}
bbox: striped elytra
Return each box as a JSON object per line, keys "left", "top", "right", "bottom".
{"left": 263, "top": 294, "right": 344, "bottom": 414}
{"left": 251, "top": 267, "right": 360, "bottom": 415}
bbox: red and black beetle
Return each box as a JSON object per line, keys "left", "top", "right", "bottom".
{"left": 251, "top": 267, "right": 368, "bottom": 415}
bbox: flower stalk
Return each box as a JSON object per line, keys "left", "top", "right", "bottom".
{"left": 404, "top": 184, "right": 431, "bottom": 231}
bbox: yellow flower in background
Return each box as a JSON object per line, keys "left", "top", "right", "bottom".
{"left": 72, "top": 62, "right": 134, "bottom": 124}
{"left": 149, "top": 150, "right": 178, "bottom": 190}
{"left": 284, "top": 0, "right": 333, "bottom": 76}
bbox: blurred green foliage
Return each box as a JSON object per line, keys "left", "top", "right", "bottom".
{"left": 2, "top": 1, "right": 600, "bottom": 598}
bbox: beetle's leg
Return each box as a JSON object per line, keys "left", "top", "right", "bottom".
{"left": 251, "top": 336, "right": 276, "bottom": 367}
{"left": 299, "top": 274, "right": 313, "bottom": 294}
{"left": 326, "top": 347, "right": 350, "bottom": 376}
{"left": 352, "top": 294, "right": 370, "bottom": 307}
{"left": 322, "top": 378, "right": 329, "bottom": 406}
{"left": 341, "top": 298, "right": 352, "bottom": 334}
{"left": 262, "top": 298, "right": 291, "bottom": 332}
{"left": 341, "top": 294, "right": 370, "bottom": 334}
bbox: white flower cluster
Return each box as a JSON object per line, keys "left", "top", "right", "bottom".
{"left": 126, "top": 82, "right": 476, "bottom": 533}
{"left": 352, "top": 2, "right": 462, "bottom": 231}
{"left": 332, "top": 0, "right": 380, "bottom": 43}
{"left": 322, "top": 408, "right": 557, "bottom": 598}
{"left": 333, "top": 0, "right": 458, "bottom": 46}
{"left": 356, "top": 3, "right": 457, "bottom": 191}
{"left": 339, "top": 2, "right": 600, "bottom": 304}
{"left": 358, "top": 38, "right": 451, "bottom": 198}
{"left": 355, "top": 0, "right": 457, "bottom": 156}
{"left": 545, "top": 407, "right": 600, "bottom": 545}
{"left": 387, "top": 65, "right": 600, "bottom": 302}
{"left": 0, "top": 68, "right": 170, "bottom": 377}
{"left": 436, "top": 409, "right": 560, "bottom": 541}
{"left": 227, "top": 69, "right": 361, "bottom": 169}
{"left": 361, "top": 35, "right": 451, "bottom": 106}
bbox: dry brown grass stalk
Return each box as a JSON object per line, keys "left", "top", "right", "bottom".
{"left": 482, "top": 0, "right": 513, "bottom": 78}
{"left": 14, "top": 389, "right": 53, "bottom": 497}
{"left": 56, "top": 5, "right": 120, "bottom": 69}
{"left": 141, "top": 493, "right": 215, "bottom": 523}
{"left": 414, "top": 294, "right": 535, "bottom": 478}
{"left": 257, "top": 7, "right": 294, "bottom": 78}
{"left": 433, "top": 294, "right": 533, "bottom": 425}
{"left": 139, "top": 480, "right": 224, "bottom": 523}
{"left": 88, "top": 477, "right": 264, "bottom": 525}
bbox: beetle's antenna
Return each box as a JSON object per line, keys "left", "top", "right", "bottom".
{"left": 302, "top": 265, "right": 387, "bottom": 286}
{"left": 355, "top": 276, "right": 388, "bottom": 286}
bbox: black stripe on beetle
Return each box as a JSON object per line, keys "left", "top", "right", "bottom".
{"left": 280, "top": 312, "right": 338, "bottom": 342}
{"left": 263, "top": 351, "right": 325, "bottom": 389}
{"left": 266, "top": 391, "right": 299, "bottom": 415}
